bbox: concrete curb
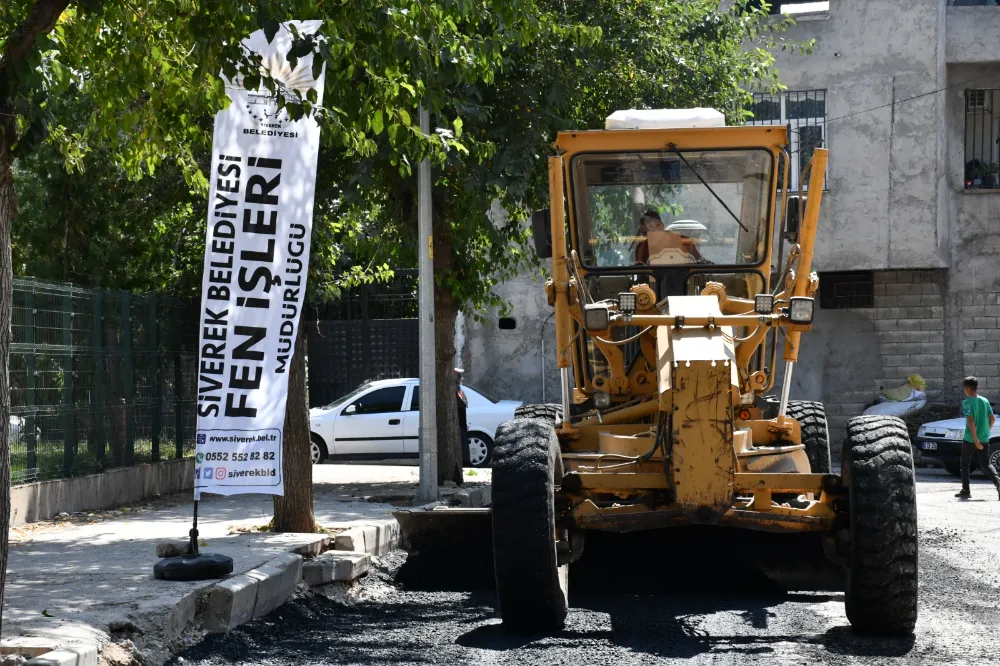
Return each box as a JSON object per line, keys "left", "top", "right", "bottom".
{"left": 202, "top": 553, "right": 303, "bottom": 633}
{"left": 25, "top": 645, "right": 98, "bottom": 666}
{"left": 303, "top": 551, "right": 371, "bottom": 586}
{"left": 454, "top": 485, "right": 491, "bottom": 507}
{"left": 333, "top": 519, "right": 401, "bottom": 555}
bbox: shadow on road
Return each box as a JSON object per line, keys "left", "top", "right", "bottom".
{"left": 407, "top": 527, "right": 917, "bottom": 662}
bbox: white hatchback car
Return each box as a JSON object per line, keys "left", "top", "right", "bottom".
{"left": 309, "top": 378, "right": 522, "bottom": 468}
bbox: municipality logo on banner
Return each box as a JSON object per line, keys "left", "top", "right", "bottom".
{"left": 194, "top": 21, "right": 325, "bottom": 498}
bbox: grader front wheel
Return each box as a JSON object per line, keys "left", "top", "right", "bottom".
{"left": 491, "top": 418, "right": 568, "bottom": 632}
{"left": 843, "top": 415, "right": 918, "bottom": 636}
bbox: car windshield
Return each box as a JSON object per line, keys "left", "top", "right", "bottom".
{"left": 467, "top": 386, "right": 499, "bottom": 404}
{"left": 571, "top": 149, "right": 772, "bottom": 268}
{"left": 321, "top": 382, "right": 372, "bottom": 410}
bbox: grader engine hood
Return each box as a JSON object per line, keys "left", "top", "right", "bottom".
{"left": 657, "top": 295, "right": 737, "bottom": 523}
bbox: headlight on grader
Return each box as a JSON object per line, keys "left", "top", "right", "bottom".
{"left": 593, "top": 391, "right": 611, "bottom": 409}
{"left": 788, "top": 296, "right": 815, "bottom": 325}
{"left": 754, "top": 293, "right": 774, "bottom": 315}
{"left": 583, "top": 303, "right": 610, "bottom": 331}
{"left": 617, "top": 292, "right": 637, "bottom": 315}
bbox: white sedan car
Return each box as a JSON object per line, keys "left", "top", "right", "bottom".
{"left": 309, "top": 378, "right": 521, "bottom": 468}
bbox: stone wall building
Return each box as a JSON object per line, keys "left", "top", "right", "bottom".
{"left": 459, "top": 0, "right": 1000, "bottom": 456}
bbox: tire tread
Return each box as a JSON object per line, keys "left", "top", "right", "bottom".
{"left": 786, "top": 400, "right": 832, "bottom": 474}
{"left": 843, "top": 414, "right": 918, "bottom": 636}
{"left": 492, "top": 417, "right": 567, "bottom": 631}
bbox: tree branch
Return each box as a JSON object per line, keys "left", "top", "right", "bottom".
{"left": 0, "top": 0, "right": 72, "bottom": 85}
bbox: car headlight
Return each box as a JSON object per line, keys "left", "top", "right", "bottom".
{"left": 917, "top": 426, "right": 926, "bottom": 437}
{"left": 947, "top": 429, "right": 965, "bottom": 440}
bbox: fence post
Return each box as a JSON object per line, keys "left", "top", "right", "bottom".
{"left": 174, "top": 352, "right": 184, "bottom": 458}
{"left": 361, "top": 283, "right": 371, "bottom": 379}
{"left": 150, "top": 296, "right": 161, "bottom": 462}
{"left": 91, "top": 291, "right": 106, "bottom": 464}
{"left": 62, "top": 285, "right": 75, "bottom": 477}
{"left": 25, "top": 279, "right": 37, "bottom": 478}
{"left": 122, "top": 291, "right": 135, "bottom": 465}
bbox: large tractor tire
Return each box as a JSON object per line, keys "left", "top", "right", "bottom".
{"left": 513, "top": 403, "right": 563, "bottom": 424}
{"left": 491, "top": 418, "right": 568, "bottom": 632}
{"left": 786, "top": 400, "right": 832, "bottom": 474}
{"left": 842, "top": 415, "right": 918, "bottom": 636}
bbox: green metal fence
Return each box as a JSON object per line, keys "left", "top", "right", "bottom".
{"left": 10, "top": 278, "right": 200, "bottom": 485}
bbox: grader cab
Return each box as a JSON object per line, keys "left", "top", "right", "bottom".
{"left": 491, "top": 109, "right": 918, "bottom": 636}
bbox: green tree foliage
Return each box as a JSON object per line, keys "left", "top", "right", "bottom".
{"left": 313, "top": 0, "right": 805, "bottom": 480}
{"left": 0, "top": 0, "right": 617, "bottom": 617}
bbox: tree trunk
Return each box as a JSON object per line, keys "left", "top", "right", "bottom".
{"left": 432, "top": 214, "right": 463, "bottom": 486}
{"left": 272, "top": 323, "right": 315, "bottom": 532}
{"left": 0, "top": 116, "right": 16, "bottom": 636}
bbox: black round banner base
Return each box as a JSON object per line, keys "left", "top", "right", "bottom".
{"left": 154, "top": 553, "right": 234, "bottom": 581}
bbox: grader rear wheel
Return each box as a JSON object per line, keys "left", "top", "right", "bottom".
{"left": 786, "top": 400, "right": 832, "bottom": 474}
{"left": 492, "top": 418, "right": 568, "bottom": 632}
{"left": 843, "top": 415, "right": 918, "bottom": 636}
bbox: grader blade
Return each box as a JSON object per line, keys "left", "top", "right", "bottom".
{"left": 393, "top": 507, "right": 492, "bottom": 554}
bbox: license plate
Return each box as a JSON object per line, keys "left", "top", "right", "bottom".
{"left": 922, "top": 441, "right": 938, "bottom": 451}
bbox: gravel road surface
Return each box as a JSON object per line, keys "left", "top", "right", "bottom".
{"left": 173, "top": 469, "right": 1000, "bottom": 666}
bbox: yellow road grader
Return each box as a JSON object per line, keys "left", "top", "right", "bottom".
{"left": 395, "top": 109, "right": 918, "bottom": 638}
{"left": 486, "top": 110, "right": 918, "bottom": 636}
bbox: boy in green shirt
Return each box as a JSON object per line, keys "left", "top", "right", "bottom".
{"left": 956, "top": 376, "right": 1000, "bottom": 499}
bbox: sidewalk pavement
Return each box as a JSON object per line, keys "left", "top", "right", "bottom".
{"left": 2, "top": 463, "right": 490, "bottom": 666}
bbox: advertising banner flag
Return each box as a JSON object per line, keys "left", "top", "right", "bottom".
{"left": 194, "top": 21, "right": 324, "bottom": 498}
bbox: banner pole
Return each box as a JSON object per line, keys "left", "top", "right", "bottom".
{"left": 417, "top": 104, "right": 438, "bottom": 503}
{"left": 189, "top": 500, "right": 200, "bottom": 554}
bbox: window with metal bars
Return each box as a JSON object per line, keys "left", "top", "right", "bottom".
{"left": 818, "top": 271, "right": 874, "bottom": 309}
{"left": 964, "top": 89, "right": 1000, "bottom": 190}
{"left": 749, "top": 90, "right": 827, "bottom": 191}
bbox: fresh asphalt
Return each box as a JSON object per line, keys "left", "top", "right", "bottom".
{"left": 173, "top": 469, "right": 1000, "bottom": 665}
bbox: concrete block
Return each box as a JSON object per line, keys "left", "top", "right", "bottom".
{"left": 872, "top": 306, "right": 905, "bottom": 320}
{"left": 972, "top": 340, "right": 1000, "bottom": 353}
{"left": 26, "top": 646, "right": 97, "bottom": 666}
{"left": 875, "top": 271, "right": 897, "bottom": 284}
{"left": 290, "top": 535, "right": 330, "bottom": 557}
{"left": 333, "top": 527, "right": 365, "bottom": 552}
{"left": 963, "top": 305, "right": 987, "bottom": 317}
{"left": 972, "top": 317, "right": 997, "bottom": 329}
{"left": 155, "top": 539, "right": 190, "bottom": 558}
{"left": 135, "top": 588, "right": 201, "bottom": 642}
{"left": 454, "top": 485, "right": 491, "bottom": 508}
{"left": 303, "top": 551, "right": 371, "bottom": 586}
{"left": 884, "top": 283, "right": 918, "bottom": 296}
{"left": 247, "top": 553, "right": 303, "bottom": 620}
{"left": 333, "top": 519, "right": 401, "bottom": 555}
{"left": 883, "top": 354, "right": 908, "bottom": 368}
{"left": 0, "top": 639, "right": 57, "bottom": 658}
{"left": 202, "top": 574, "right": 258, "bottom": 633}
{"left": 964, "top": 352, "right": 997, "bottom": 366}
{"left": 902, "top": 306, "right": 939, "bottom": 319}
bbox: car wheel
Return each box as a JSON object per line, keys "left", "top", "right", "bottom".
{"left": 990, "top": 440, "right": 1000, "bottom": 473}
{"left": 310, "top": 434, "right": 328, "bottom": 465}
{"left": 466, "top": 433, "right": 494, "bottom": 468}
